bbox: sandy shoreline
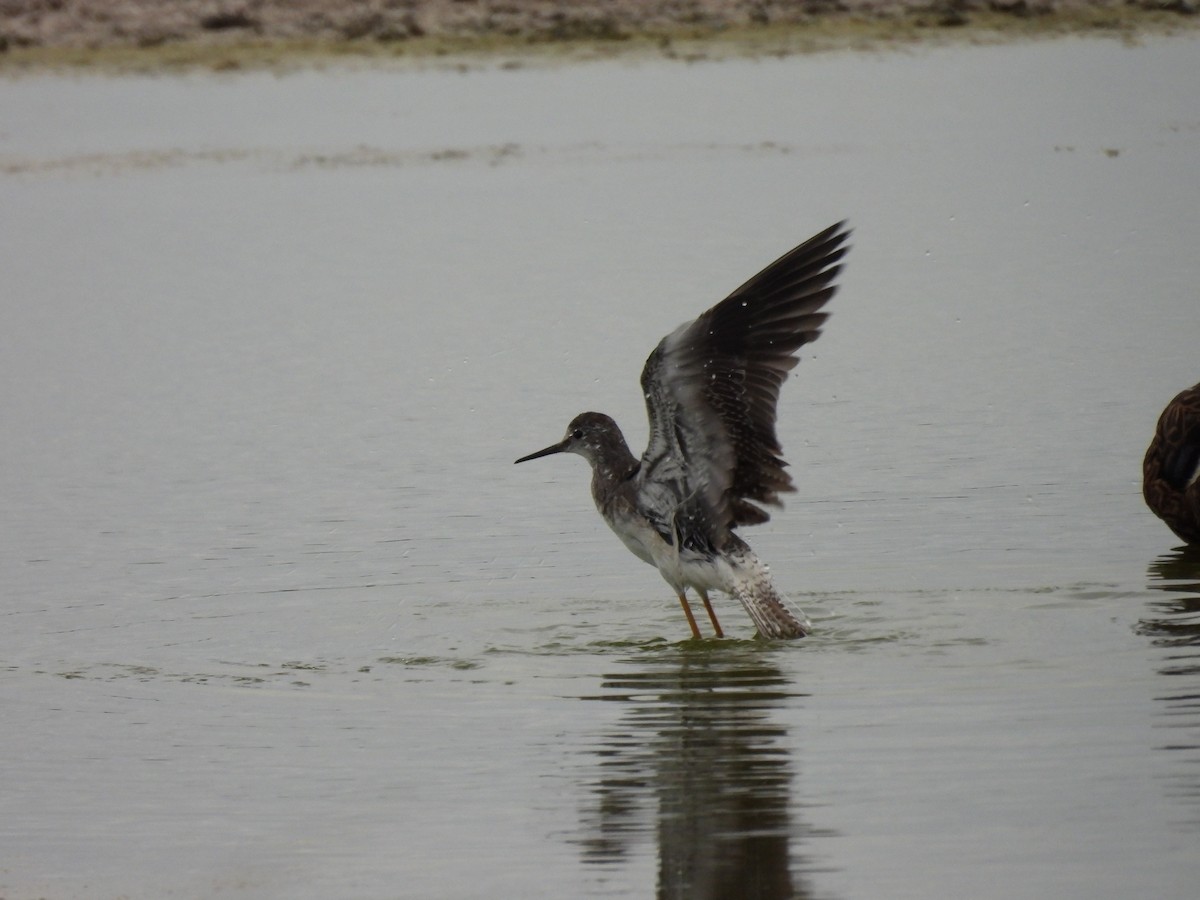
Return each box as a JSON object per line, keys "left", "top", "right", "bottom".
{"left": 1, "top": 0, "right": 1197, "bottom": 70}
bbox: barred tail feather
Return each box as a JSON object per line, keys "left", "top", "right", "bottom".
{"left": 726, "top": 550, "right": 810, "bottom": 639}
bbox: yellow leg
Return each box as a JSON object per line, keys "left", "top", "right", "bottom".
{"left": 677, "top": 592, "right": 702, "bottom": 640}
{"left": 697, "top": 589, "right": 724, "bottom": 638}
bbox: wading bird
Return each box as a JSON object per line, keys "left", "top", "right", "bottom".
{"left": 1144, "top": 381, "right": 1200, "bottom": 546}
{"left": 515, "top": 222, "right": 850, "bottom": 639}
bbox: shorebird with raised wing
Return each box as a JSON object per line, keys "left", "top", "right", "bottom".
{"left": 1144, "top": 381, "right": 1200, "bottom": 546}
{"left": 515, "top": 222, "right": 850, "bottom": 639}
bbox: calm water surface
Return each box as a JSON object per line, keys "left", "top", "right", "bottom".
{"left": 2, "top": 35, "right": 1199, "bottom": 899}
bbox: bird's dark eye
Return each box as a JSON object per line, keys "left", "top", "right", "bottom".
{"left": 571, "top": 429, "right": 584, "bottom": 440}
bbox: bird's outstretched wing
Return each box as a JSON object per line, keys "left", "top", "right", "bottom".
{"left": 637, "top": 222, "right": 850, "bottom": 546}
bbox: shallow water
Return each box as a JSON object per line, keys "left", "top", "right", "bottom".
{"left": 2, "top": 35, "right": 1199, "bottom": 899}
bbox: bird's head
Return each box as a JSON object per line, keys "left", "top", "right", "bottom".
{"left": 514, "top": 412, "right": 623, "bottom": 467}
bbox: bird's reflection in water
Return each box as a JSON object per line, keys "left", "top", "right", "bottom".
{"left": 1142, "top": 546, "right": 1200, "bottom": 830}
{"left": 577, "top": 644, "right": 823, "bottom": 900}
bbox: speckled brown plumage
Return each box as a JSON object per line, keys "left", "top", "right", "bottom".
{"left": 1143, "top": 382, "right": 1200, "bottom": 545}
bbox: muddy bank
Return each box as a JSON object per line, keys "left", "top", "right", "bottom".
{"left": 1, "top": 0, "right": 1197, "bottom": 68}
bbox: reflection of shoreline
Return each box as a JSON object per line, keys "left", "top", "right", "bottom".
{"left": 576, "top": 645, "right": 824, "bottom": 899}
{"left": 1141, "top": 548, "right": 1200, "bottom": 831}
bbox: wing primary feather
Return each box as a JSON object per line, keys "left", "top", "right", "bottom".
{"left": 638, "top": 221, "right": 851, "bottom": 539}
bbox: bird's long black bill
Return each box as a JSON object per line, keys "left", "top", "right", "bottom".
{"left": 514, "top": 441, "right": 567, "bottom": 464}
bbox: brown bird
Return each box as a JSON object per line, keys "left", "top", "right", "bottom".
{"left": 1143, "top": 381, "right": 1200, "bottom": 546}
{"left": 515, "top": 223, "right": 849, "bottom": 639}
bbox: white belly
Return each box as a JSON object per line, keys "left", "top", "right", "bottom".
{"left": 603, "top": 510, "right": 730, "bottom": 595}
